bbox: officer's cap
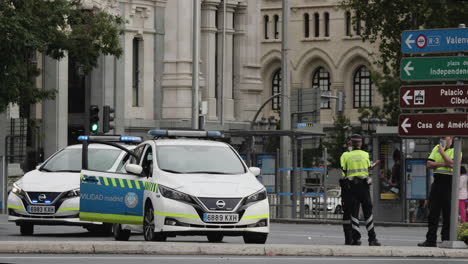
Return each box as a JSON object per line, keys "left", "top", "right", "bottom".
{"left": 350, "top": 134, "right": 363, "bottom": 141}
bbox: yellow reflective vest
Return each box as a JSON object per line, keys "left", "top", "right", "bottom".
{"left": 428, "top": 145, "right": 462, "bottom": 175}
{"left": 342, "top": 149, "right": 370, "bottom": 178}
{"left": 340, "top": 151, "right": 350, "bottom": 177}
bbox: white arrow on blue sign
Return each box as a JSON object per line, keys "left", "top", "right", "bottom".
{"left": 401, "top": 28, "right": 468, "bottom": 53}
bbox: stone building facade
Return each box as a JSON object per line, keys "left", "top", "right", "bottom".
{"left": 260, "top": 0, "right": 383, "bottom": 127}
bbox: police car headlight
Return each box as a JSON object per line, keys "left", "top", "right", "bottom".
{"left": 245, "top": 189, "right": 267, "bottom": 205}
{"left": 12, "top": 183, "right": 26, "bottom": 198}
{"left": 159, "top": 185, "right": 193, "bottom": 204}
{"left": 65, "top": 188, "right": 80, "bottom": 198}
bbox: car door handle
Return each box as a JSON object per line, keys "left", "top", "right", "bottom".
{"left": 82, "top": 176, "right": 99, "bottom": 183}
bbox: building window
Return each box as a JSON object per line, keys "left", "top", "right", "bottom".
{"left": 353, "top": 66, "right": 372, "bottom": 108}
{"left": 324, "top": 12, "right": 330, "bottom": 37}
{"left": 345, "top": 11, "right": 351, "bottom": 36}
{"left": 355, "top": 13, "right": 362, "bottom": 36}
{"left": 132, "top": 37, "right": 143, "bottom": 107}
{"left": 264, "top": 15, "right": 269, "bottom": 39}
{"left": 313, "top": 67, "right": 331, "bottom": 109}
{"left": 272, "top": 69, "right": 281, "bottom": 110}
{"left": 274, "top": 15, "right": 279, "bottom": 39}
{"left": 304, "top": 13, "right": 310, "bottom": 38}
{"left": 314, "top": 13, "right": 320, "bottom": 37}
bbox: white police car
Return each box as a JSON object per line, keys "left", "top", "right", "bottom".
{"left": 7, "top": 136, "right": 141, "bottom": 235}
{"left": 79, "top": 130, "right": 269, "bottom": 243}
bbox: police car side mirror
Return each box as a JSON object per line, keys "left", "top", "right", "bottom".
{"left": 125, "top": 164, "right": 143, "bottom": 176}
{"left": 249, "top": 167, "right": 261, "bottom": 176}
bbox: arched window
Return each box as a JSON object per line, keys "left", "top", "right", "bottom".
{"left": 324, "top": 12, "right": 330, "bottom": 37}
{"left": 274, "top": 15, "right": 279, "bottom": 39}
{"left": 264, "top": 15, "right": 269, "bottom": 39}
{"left": 353, "top": 66, "right": 372, "bottom": 108}
{"left": 304, "top": 13, "right": 310, "bottom": 38}
{"left": 314, "top": 13, "right": 320, "bottom": 37}
{"left": 272, "top": 69, "right": 281, "bottom": 110}
{"left": 345, "top": 11, "right": 351, "bottom": 36}
{"left": 313, "top": 67, "right": 331, "bottom": 109}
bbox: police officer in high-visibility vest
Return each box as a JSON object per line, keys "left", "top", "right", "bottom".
{"left": 418, "top": 136, "right": 461, "bottom": 247}
{"left": 342, "top": 134, "right": 381, "bottom": 246}
{"left": 340, "top": 138, "right": 353, "bottom": 245}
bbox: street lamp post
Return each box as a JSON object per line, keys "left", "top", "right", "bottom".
{"left": 360, "top": 117, "right": 387, "bottom": 156}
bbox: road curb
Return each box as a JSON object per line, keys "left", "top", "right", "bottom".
{"left": 0, "top": 241, "right": 466, "bottom": 257}
{"left": 271, "top": 218, "right": 428, "bottom": 227}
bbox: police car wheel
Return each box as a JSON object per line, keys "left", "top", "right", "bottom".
{"left": 113, "top": 224, "right": 131, "bottom": 241}
{"left": 144, "top": 203, "right": 166, "bottom": 242}
{"left": 243, "top": 233, "right": 268, "bottom": 244}
{"left": 19, "top": 223, "right": 34, "bottom": 235}
{"left": 207, "top": 233, "right": 224, "bottom": 243}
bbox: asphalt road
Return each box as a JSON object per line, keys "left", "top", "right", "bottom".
{"left": 0, "top": 255, "right": 467, "bottom": 264}
{"left": 0, "top": 214, "right": 428, "bottom": 247}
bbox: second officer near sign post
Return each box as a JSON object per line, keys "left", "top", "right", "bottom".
{"left": 418, "top": 136, "right": 462, "bottom": 247}
{"left": 342, "top": 134, "right": 381, "bottom": 246}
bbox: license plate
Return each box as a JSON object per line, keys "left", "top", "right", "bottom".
{"left": 28, "top": 206, "right": 55, "bottom": 214}
{"left": 203, "top": 213, "right": 238, "bottom": 223}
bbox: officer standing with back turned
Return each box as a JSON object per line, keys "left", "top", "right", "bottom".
{"left": 342, "top": 134, "right": 381, "bottom": 246}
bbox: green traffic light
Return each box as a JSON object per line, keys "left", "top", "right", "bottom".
{"left": 91, "top": 123, "right": 99, "bottom": 132}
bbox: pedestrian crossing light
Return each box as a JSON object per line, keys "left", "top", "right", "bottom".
{"left": 103, "top": 105, "right": 115, "bottom": 133}
{"left": 89, "top": 105, "right": 100, "bottom": 133}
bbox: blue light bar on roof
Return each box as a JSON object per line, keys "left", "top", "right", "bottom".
{"left": 120, "top": 136, "right": 143, "bottom": 142}
{"left": 147, "top": 130, "right": 222, "bottom": 138}
{"left": 148, "top": 130, "right": 168, "bottom": 136}
{"left": 77, "top": 136, "right": 89, "bottom": 141}
{"left": 77, "top": 135, "right": 142, "bottom": 143}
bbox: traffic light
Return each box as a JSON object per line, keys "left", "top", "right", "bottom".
{"left": 103, "top": 105, "right": 115, "bottom": 133}
{"left": 89, "top": 105, "right": 100, "bottom": 133}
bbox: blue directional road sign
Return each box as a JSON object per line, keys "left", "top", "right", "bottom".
{"left": 401, "top": 28, "right": 468, "bottom": 54}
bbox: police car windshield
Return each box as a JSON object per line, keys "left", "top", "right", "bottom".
{"left": 156, "top": 145, "right": 245, "bottom": 174}
{"left": 41, "top": 148, "right": 122, "bottom": 172}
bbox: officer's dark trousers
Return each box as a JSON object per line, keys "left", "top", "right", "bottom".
{"left": 349, "top": 178, "right": 377, "bottom": 242}
{"left": 426, "top": 174, "right": 452, "bottom": 243}
{"left": 339, "top": 178, "right": 353, "bottom": 243}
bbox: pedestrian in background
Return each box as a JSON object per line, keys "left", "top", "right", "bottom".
{"left": 342, "top": 134, "right": 381, "bottom": 246}
{"left": 418, "top": 136, "right": 462, "bottom": 247}
{"left": 459, "top": 166, "right": 467, "bottom": 223}
{"left": 339, "top": 138, "right": 353, "bottom": 245}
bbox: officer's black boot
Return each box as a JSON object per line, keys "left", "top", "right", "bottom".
{"left": 369, "top": 239, "right": 381, "bottom": 246}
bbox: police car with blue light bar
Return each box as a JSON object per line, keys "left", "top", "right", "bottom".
{"left": 79, "top": 130, "right": 269, "bottom": 243}
{"left": 7, "top": 136, "right": 142, "bottom": 235}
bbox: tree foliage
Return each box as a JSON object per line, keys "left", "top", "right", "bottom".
{"left": 0, "top": 0, "right": 124, "bottom": 113}
{"left": 341, "top": 0, "right": 468, "bottom": 123}
{"left": 323, "top": 114, "right": 352, "bottom": 169}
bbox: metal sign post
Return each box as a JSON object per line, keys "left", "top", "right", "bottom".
{"left": 1, "top": 156, "right": 6, "bottom": 214}
{"left": 439, "top": 138, "right": 465, "bottom": 248}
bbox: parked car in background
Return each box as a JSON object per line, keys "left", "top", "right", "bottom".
{"left": 7, "top": 137, "right": 141, "bottom": 235}
{"left": 303, "top": 188, "right": 342, "bottom": 214}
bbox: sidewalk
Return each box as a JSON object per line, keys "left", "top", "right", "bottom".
{"left": 0, "top": 241, "right": 466, "bottom": 257}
